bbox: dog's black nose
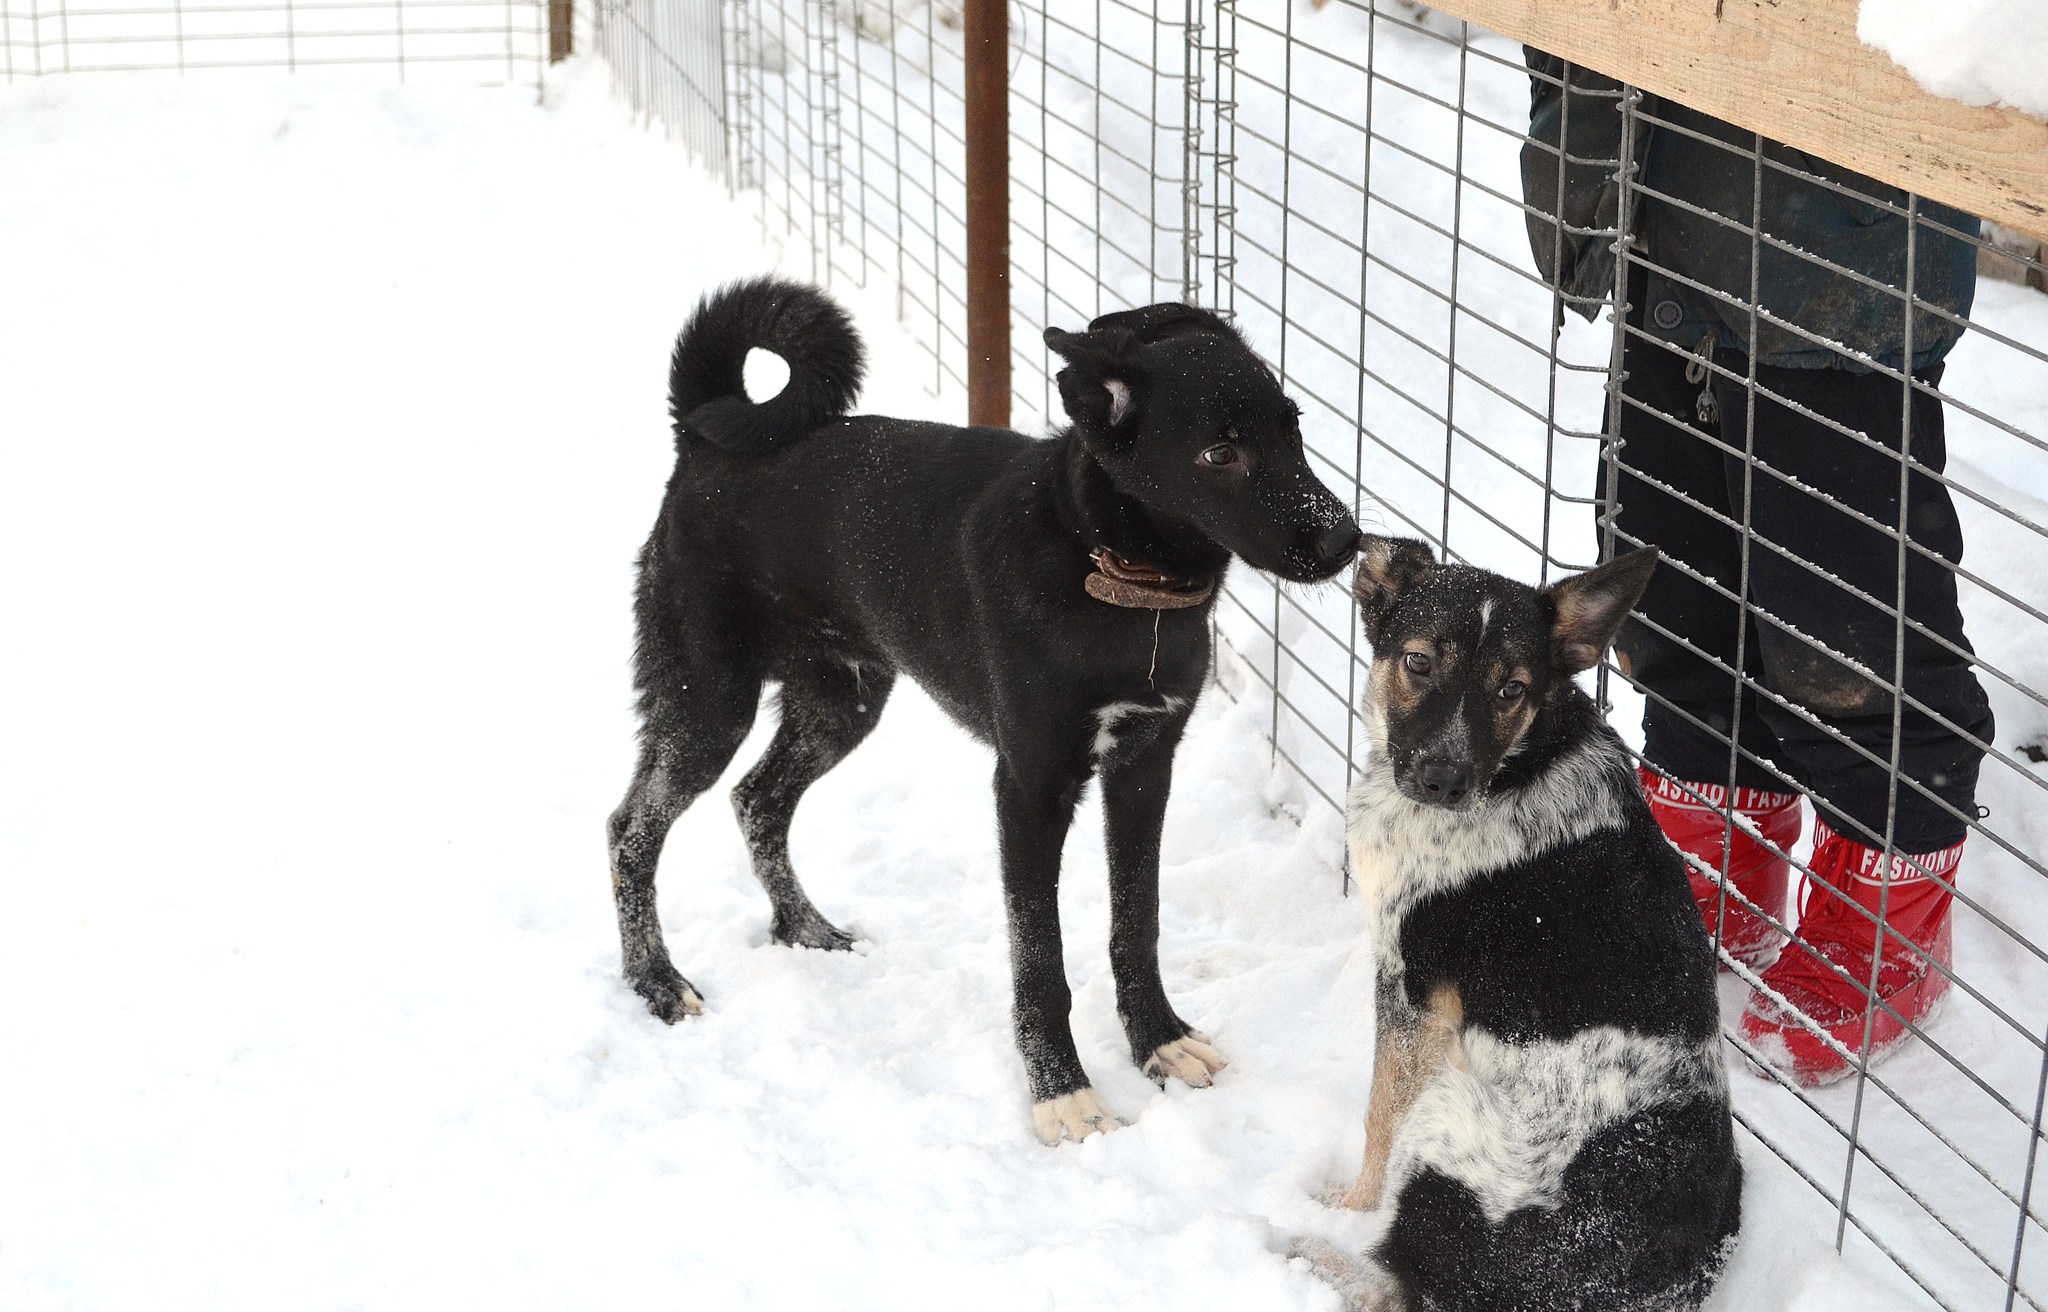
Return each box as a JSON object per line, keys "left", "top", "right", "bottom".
{"left": 1312, "top": 523, "right": 1363, "bottom": 565}
{"left": 1416, "top": 760, "right": 1471, "bottom": 806}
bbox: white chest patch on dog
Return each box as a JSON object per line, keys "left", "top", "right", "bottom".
{"left": 1344, "top": 733, "right": 1631, "bottom": 975}
{"left": 1386, "top": 1027, "right": 1727, "bottom": 1224}
{"left": 1091, "top": 696, "right": 1185, "bottom": 761}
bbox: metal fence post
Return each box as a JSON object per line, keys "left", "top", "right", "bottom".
{"left": 964, "top": 0, "right": 1010, "bottom": 428}
{"left": 549, "top": 0, "right": 571, "bottom": 62}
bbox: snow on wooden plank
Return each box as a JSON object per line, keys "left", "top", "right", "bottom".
{"left": 1427, "top": 0, "right": 2048, "bottom": 243}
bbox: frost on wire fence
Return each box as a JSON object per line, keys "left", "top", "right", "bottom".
{"left": 584, "top": 1, "right": 2048, "bottom": 1305}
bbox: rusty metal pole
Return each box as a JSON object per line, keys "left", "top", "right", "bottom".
{"left": 548, "top": 0, "right": 572, "bottom": 63}
{"left": 963, "top": 0, "right": 1010, "bottom": 428}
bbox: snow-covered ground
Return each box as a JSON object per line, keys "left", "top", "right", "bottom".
{"left": 1860, "top": 0, "right": 2048, "bottom": 122}
{"left": 0, "top": 49, "right": 2033, "bottom": 1312}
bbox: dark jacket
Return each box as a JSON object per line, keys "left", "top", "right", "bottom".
{"left": 1520, "top": 50, "right": 1978, "bottom": 373}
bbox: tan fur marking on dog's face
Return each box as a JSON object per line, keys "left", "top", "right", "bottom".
{"left": 1363, "top": 657, "right": 1399, "bottom": 751}
{"left": 1498, "top": 699, "right": 1538, "bottom": 756}
{"left": 1388, "top": 642, "right": 1446, "bottom": 712}
{"left": 1488, "top": 663, "right": 1539, "bottom": 757}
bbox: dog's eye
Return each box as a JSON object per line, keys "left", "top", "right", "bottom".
{"left": 1498, "top": 680, "right": 1527, "bottom": 703}
{"left": 1403, "top": 651, "right": 1433, "bottom": 677}
{"left": 1199, "top": 444, "right": 1240, "bottom": 468}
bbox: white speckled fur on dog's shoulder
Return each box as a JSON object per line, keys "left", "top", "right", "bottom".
{"left": 1344, "top": 728, "right": 1631, "bottom": 976}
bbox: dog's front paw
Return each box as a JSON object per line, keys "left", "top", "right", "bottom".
{"left": 1031, "top": 1088, "right": 1127, "bottom": 1145}
{"left": 630, "top": 964, "right": 706, "bottom": 1023}
{"left": 1143, "top": 1033, "right": 1228, "bottom": 1088}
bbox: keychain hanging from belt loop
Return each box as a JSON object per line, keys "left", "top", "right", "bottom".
{"left": 1686, "top": 332, "right": 1720, "bottom": 426}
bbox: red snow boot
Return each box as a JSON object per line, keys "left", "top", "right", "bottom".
{"left": 1640, "top": 768, "right": 1799, "bottom": 970}
{"left": 1739, "top": 820, "right": 1962, "bottom": 1087}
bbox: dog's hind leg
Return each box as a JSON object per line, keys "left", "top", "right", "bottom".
{"left": 608, "top": 580, "right": 763, "bottom": 1023}
{"left": 730, "top": 658, "right": 895, "bottom": 950}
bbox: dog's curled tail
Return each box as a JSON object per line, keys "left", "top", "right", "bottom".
{"left": 668, "top": 276, "right": 866, "bottom": 454}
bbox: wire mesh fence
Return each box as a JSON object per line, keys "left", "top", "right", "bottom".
{"left": 25, "top": 0, "right": 2042, "bottom": 1303}
{"left": 574, "top": 1, "right": 2048, "bottom": 1306}
{"left": 0, "top": 0, "right": 548, "bottom": 84}
{"left": 583, "top": 0, "right": 723, "bottom": 168}
{"left": 651, "top": 0, "right": 972, "bottom": 394}
{"left": 1009, "top": 0, "right": 1197, "bottom": 427}
{"left": 643, "top": 5, "right": 2048, "bottom": 1303}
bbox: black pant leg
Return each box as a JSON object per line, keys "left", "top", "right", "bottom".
{"left": 1610, "top": 326, "right": 1783, "bottom": 791}
{"left": 1717, "top": 362, "right": 1992, "bottom": 852}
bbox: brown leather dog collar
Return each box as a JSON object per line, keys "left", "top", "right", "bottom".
{"left": 1084, "top": 547, "right": 1216, "bottom": 610}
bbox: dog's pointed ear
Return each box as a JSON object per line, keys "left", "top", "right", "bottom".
{"left": 1353, "top": 535, "right": 1435, "bottom": 643}
{"left": 1045, "top": 326, "right": 1143, "bottom": 437}
{"left": 1543, "top": 546, "right": 1659, "bottom": 674}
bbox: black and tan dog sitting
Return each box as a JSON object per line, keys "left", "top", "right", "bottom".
{"left": 1305, "top": 538, "right": 1741, "bottom": 1310}
{"left": 605, "top": 277, "right": 1361, "bottom": 1144}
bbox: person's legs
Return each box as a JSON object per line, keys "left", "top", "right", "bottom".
{"left": 1718, "top": 360, "right": 1994, "bottom": 1083}
{"left": 1614, "top": 330, "right": 1780, "bottom": 787}
{"left": 1611, "top": 323, "right": 1799, "bottom": 966}
{"left": 1730, "top": 362, "right": 1988, "bottom": 847}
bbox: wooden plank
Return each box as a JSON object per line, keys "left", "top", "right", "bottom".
{"left": 1424, "top": 0, "right": 2048, "bottom": 244}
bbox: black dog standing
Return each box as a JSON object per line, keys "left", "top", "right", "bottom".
{"left": 606, "top": 278, "right": 1360, "bottom": 1142}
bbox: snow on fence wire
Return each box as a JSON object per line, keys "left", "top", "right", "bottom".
{"left": 582, "top": 3, "right": 2048, "bottom": 1305}
{"left": 0, "top": 0, "right": 548, "bottom": 84}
